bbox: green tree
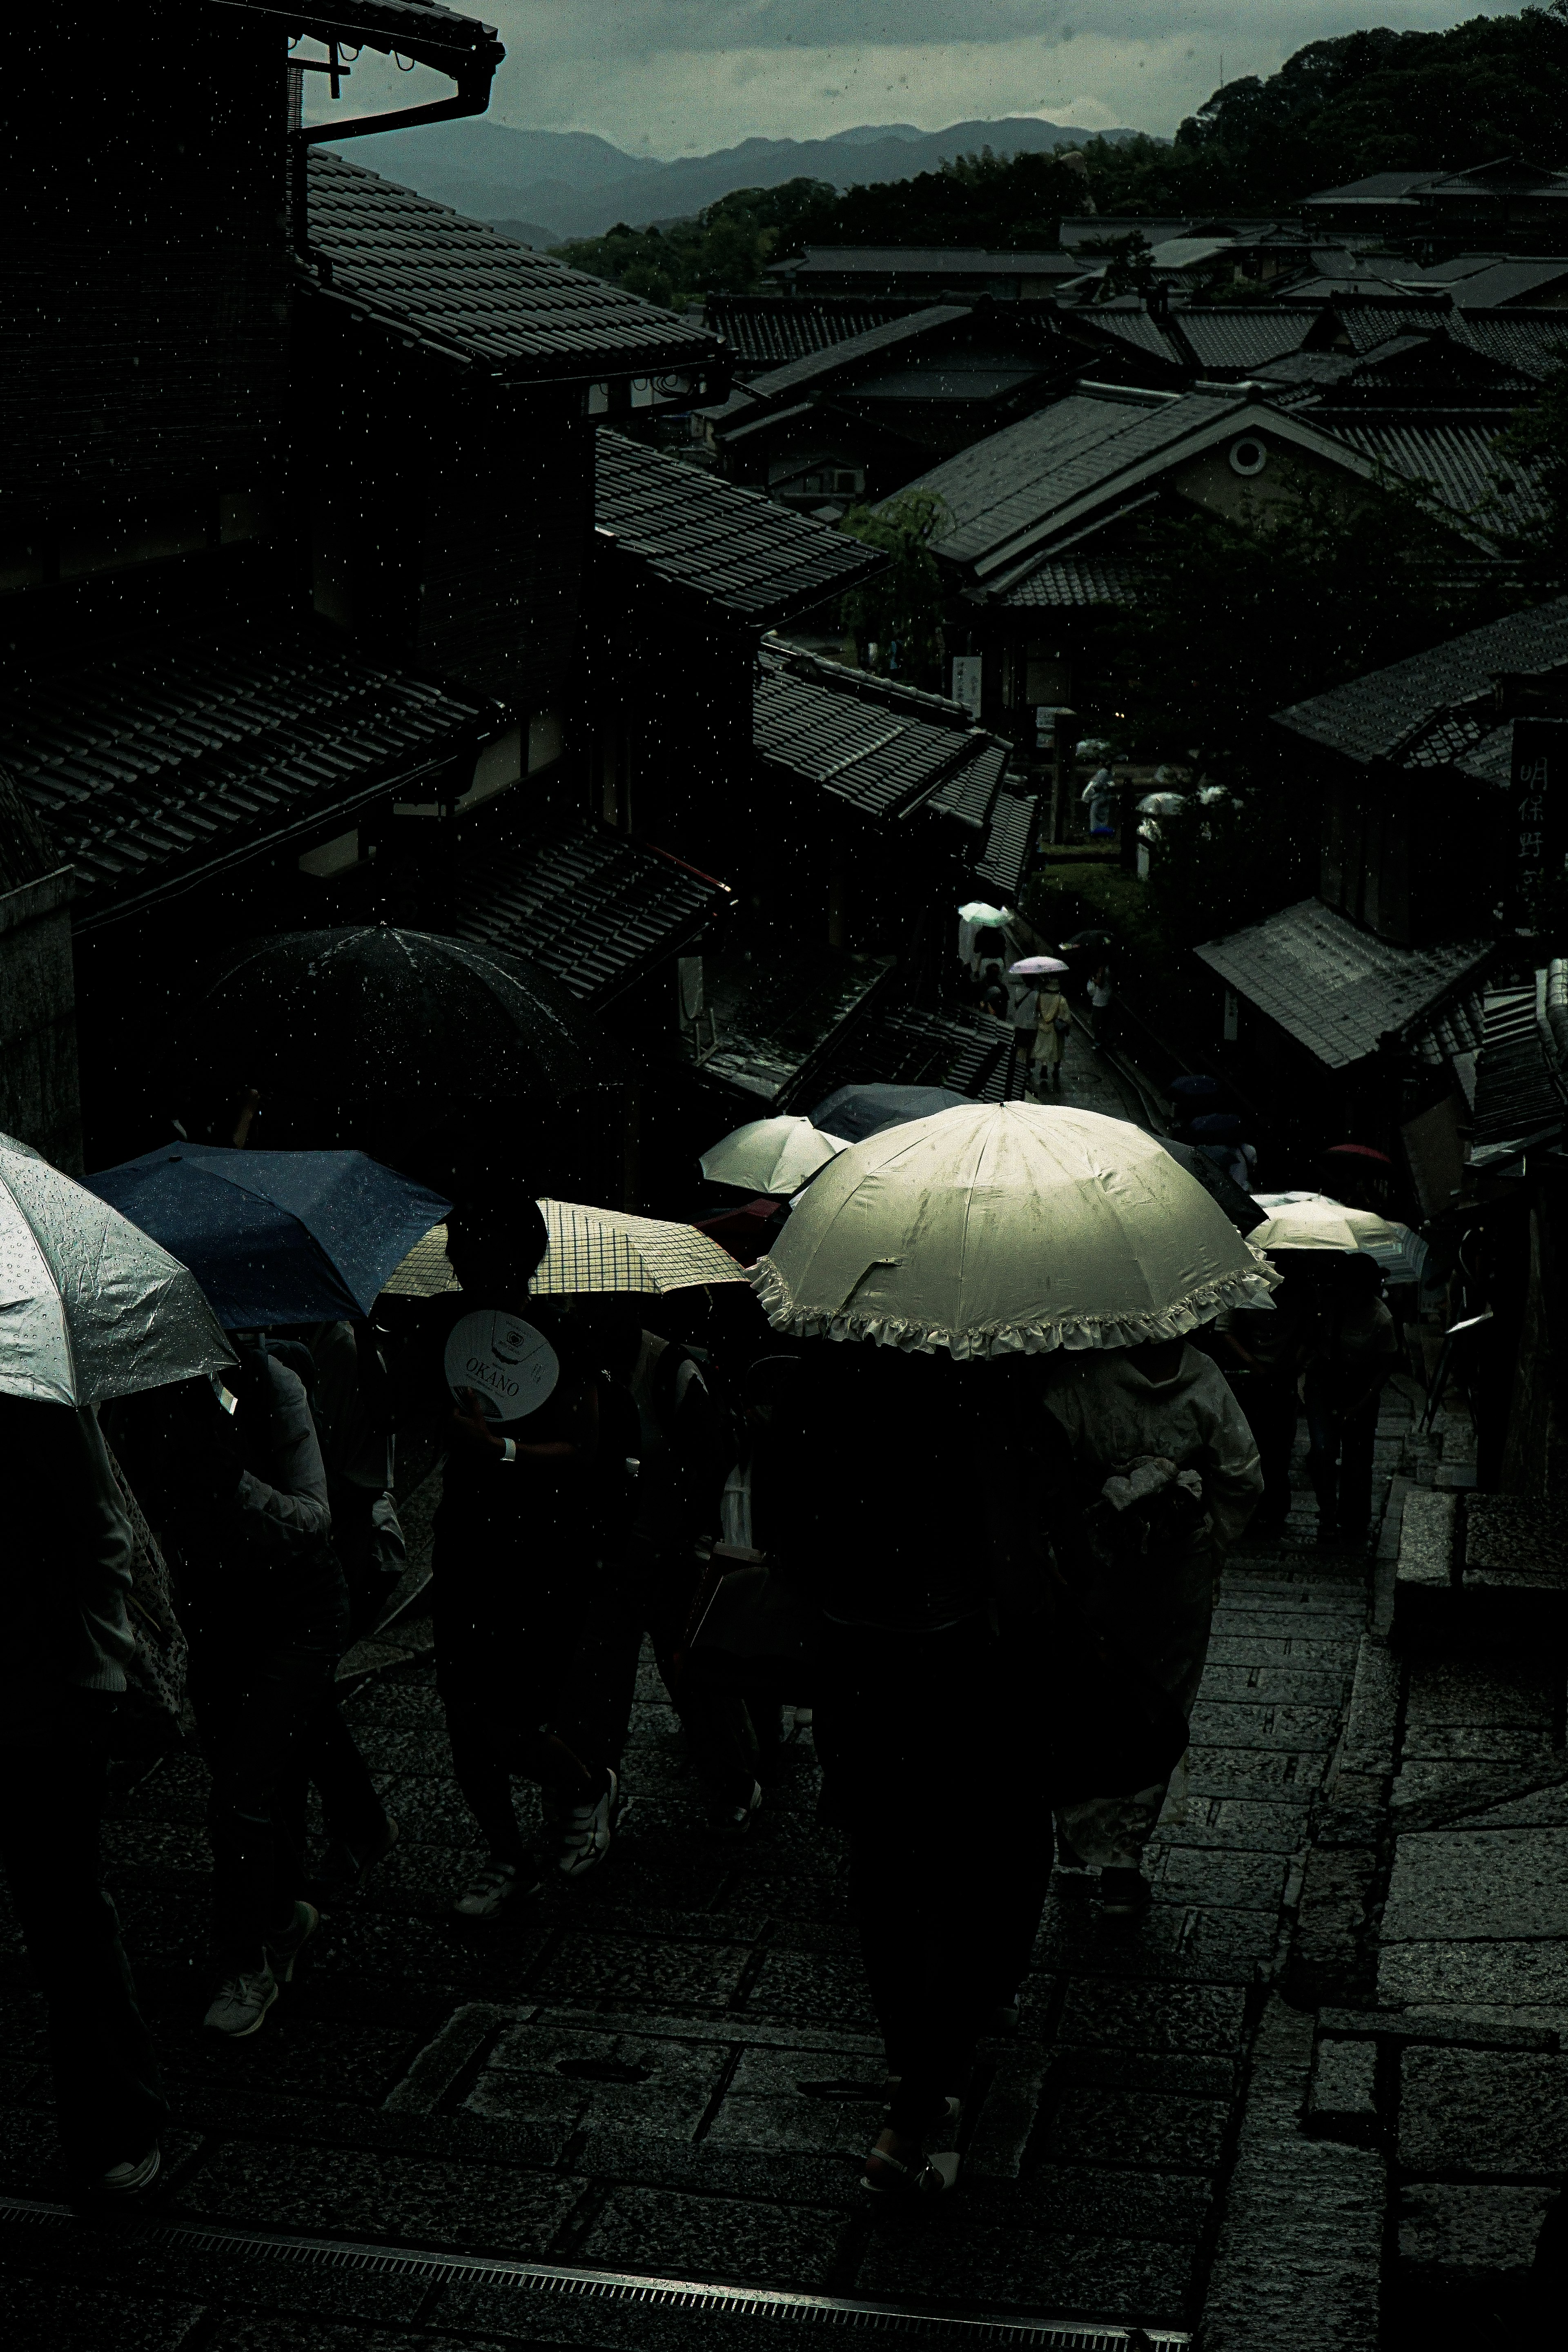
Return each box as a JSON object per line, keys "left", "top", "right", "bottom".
{"left": 836, "top": 491, "right": 951, "bottom": 692}
{"left": 553, "top": 178, "right": 834, "bottom": 310}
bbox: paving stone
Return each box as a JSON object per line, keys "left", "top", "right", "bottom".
{"left": 1198, "top": 1665, "right": 1351, "bottom": 1704}
{"left": 741, "top": 1949, "right": 876, "bottom": 2030}
{"left": 531, "top": 1934, "right": 752, "bottom": 2011}
{"left": 575, "top": 2184, "right": 842, "bottom": 2289}
{"left": 1054, "top": 2047, "right": 1238, "bottom": 2098}
{"left": 854, "top": 2223, "right": 1195, "bottom": 2324}
{"left": 343, "top": 1685, "right": 448, "bottom": 1731}
{"left": 1043, "top": 2087, "right": 1229, "bottom": 2172}
{"left": 1161, "top": 1797, "right": 1310, "bottom": 1853}
{"left": 1381, "top": 1938, "right": 1568, "bottom": 2009}
{"left": 1187, "top": 1703, "right": 1342, "bottom": 1753}
{"left": 175, "top": 2139, "right": 584, "bottom": 2250}
{"left": 1399, "top": 2181, "right": 1560, "bottom": 2278}
{"left": 1383, "top": 1829, "right": 1568, "bottom": 1944}
{"left": 1398, "top": 2047, "right": 1568, "bottom": 2173}
{"left": 1399, "top": 1725, "right": 1562, "bottom": 1765}
{"left": 156, "top": 2013, "right": 424, "bottom": 2107}
{"left": 0, "top": 2274, "right": 203, "bottom": 2352}
{"left": 1305, "top": 2036, "right": 1378, "bottom": 2137}
{"left": 1450, "top": 1782, "right": 1568, "bottom": 1830}
{"left": 1186, "top": 1746, "right": 1323, "bottom": 1795}
{"left": 1403, "top": 1662, "right": 1558, "bottom": 1728}
{"left": 1149, "top": 1846, "right": 1288, "bottom": 1911}
{"left": 701, "top": 2044, "right": 886, "bottom": 2156}
{"left": 1201, "top": 1998, "right": 1384, "bottom": 2352}
{"left": 468, "top": 2023, "right": 728, "bottom": 2138}
{"left": 1056, "top": 1980, "right": 1247, "bottom": 2054}
{"left": 1334, "top": 1635, "right": 1400, "bottom": 1775}
{"left": 1206, "top": 1636, "right": 1361, "bottom": 1666}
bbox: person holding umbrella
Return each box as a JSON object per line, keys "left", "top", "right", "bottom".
{"left": 0, "top": 1133, "right": 234, "bottom": 2186}
{"left": 750, "top": 1102, "right": 1277, "bottom": 2187}
{"left": 1027, "top": 963, "right": 1073, "bottom": 1096}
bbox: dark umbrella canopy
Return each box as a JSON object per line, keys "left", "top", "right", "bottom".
{"left": 87, "top": 1147, "right": 452, "bottom": 1329}
{"left": 808, "top": 1084, "right": 971, "bottom": 1144}
{"left": 1158, "top": 1138, "right": 1264, "bottom": 1235}
{"left": 165, "top": 929, "right": 622, "bottom": 1188}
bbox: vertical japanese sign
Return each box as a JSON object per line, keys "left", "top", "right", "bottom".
{"left": 950, "top": 655, "right": 983, "bottom": 718}
{"left": 1513, "top": 717, "right": 1568, "bottom": 930}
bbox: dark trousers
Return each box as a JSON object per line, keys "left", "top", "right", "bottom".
{"left": 1305, "top": 1372, "right": 1383, "bottom": 1538}
{"left": 1229, "top": 1372, "right": 1298, "bottom": 1534}
{"left": 188, "top": 1641, "right": 339, "bottom": 1969}
{"left": 278, "top": 1688, "right": 389, "bottom": 1860}
{"left": 0, "top": 1697, "right": 167, "bottom": 2174}
{"left": 601, "top": 1547, "right": 771, "bottom": 1806}
{"left": 814, "top": 1615, "right": 1051, "bottom": 2135}
{"left": 433, "top": 1519, "right": 612, "bottom": 1864}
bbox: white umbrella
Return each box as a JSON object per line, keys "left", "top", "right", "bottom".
{"left": 1248, "top": 1193, "right": 1426, "bottom": 1279}
{"left": 698, "top": 1116, "right": 849, "bottom": 1198}
{"left": 957, "top": 901, "right": 1011, "bottom": 926}
{"left": 530, "top": 1200, "right": 749, "bottom": 1296}
{"left": 0, "top": 1132, "right": 234, "bottom": 1407}
{"left": 1247, "top": 1196, "right": 1399, "bottom": 1254}
{"left": 750, "top": 1102, "right": 1276, "bottom": 1359}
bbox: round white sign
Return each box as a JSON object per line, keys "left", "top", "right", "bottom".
{"left": 444, "top": 1309, "right": 560, "bottom": 1423}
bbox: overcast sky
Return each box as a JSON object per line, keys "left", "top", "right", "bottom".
{"left": 312, "top": 4, "right": 1528, "bottom": 156}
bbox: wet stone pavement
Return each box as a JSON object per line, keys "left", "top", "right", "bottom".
{"left": 0, "top": 1484, "right": 1381, "bottom": 2350}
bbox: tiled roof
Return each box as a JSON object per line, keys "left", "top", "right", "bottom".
{"left": 690, "top": 944, "right": 893, "bottom": 1109}
{"left": 976, "top": 786, "right": 1040, "bottom": 900}
{"left": 1195, "top": 898, "right": 1493, "bottom": 1071}
{"left": 898, "top": 387, "right": 1207, "bottom": 568}
{"left": 1453, "top": 310, "right": 1568, "bottom": 379}
{"left": 452, "top": 820, "right": 727, "bottom": 1008}
{"left": 1304, "top": 173, "right": 1438, "bottom": 204}
{"left": 706, "top": 297, "right": 931, "bottom": 368}
{"left": 1445, "top": 261, "right": 1568, "bottom": 308}
{"left": 1172, "top": 310, "right": 1320, "bottom": 372}
{"left": 995, "top": 554, "right": 1143, "bottom": 608}
{"left": 305, "top": 151, "right": 716, "bottom": 379}
{"left": 1337, "top": 304, "right": 1450, "bottom": 355}
{"left": 594, "top": 432, "right": 884, "bottom": 624}
{"left": 1319, "top": 416, "right": 1546, "bottom": 531}
{"left": 755, "top": 662, "right": 998, "bottom": 821}
{"left": 1274, "top": 599, "right": 1568, "bottom": 764}
{"left": 0, "top": 628, "right": 495, "bottom": 921}
{"left": 845, "top": 1003, "right": 1019, "bottom": 1102}
{"left": 739, "top": 307, "right": 971, "bottom": 399}
{"left": 1070, "top": 310, "right": 1185, "bottom": 365}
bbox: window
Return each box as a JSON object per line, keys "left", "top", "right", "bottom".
{"left": 1229, "top": 437, "right": 1269, "bottom": 478}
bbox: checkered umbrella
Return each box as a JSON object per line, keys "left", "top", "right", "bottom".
{"left": 529, "top": 1200, "right": 749, "bottom": 1296}
{"left": 382, "top": 1222, "right": 461, "bottom": 1298}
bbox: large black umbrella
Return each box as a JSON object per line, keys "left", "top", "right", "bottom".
{"left": 166, "top": 928, "right": 621, "bottom": 1173}
{"left": 1158, "top": 1138, "right": 1264, "bottom": 1234}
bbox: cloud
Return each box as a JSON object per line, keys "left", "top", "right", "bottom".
{"left": 309, "top": 3, "right": 1527, "bottom": 154}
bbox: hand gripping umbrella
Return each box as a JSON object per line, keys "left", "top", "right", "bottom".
{"left": 750, "top": 1101, "right": 1277, "bottom": 1359}
{"left": 87, "top": 1147, "right": 452, "bottom": 1329}
{"left": 0, "top": 1132, "right": 233, "bottom": 1406}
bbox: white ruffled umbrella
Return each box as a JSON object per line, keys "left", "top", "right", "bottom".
{"left": 698, "top": 1116, "right": 849, "bottom": 1198}
{"left": 0, "top": 1132, "right": 234, "bottom": 1407}
{"left": 749, "top": 1102, "right": 1276, "bottom": 1359}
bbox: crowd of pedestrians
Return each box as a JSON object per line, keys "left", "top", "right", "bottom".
{"left": 5, "top": 1116, "right": 1421, "bottom": 2207}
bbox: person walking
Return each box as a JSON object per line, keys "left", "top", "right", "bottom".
{"left": 1304, "top": 1254, "right": 1399, "bottom": 1549}
{"left": 432, "top": 1206, "right": 631, "bottom": 1920}
{"left": 771, "top": 1345, "right": 1053, "bottom": 2196}
{"left": 0, "top": 1396, "right": 168, "bottom": 2195}
{"left": 1006, "top": 969, "right": 1041, "bottom": 1093}
{"left": 1216, "top": 1267, "right": 1310, "bottom": 1543}
{"left": 176, "top": 1343, "right": 347, "bottom": 2038}
{"left": 1088, "top": 962, "right": 1115, "bottom": 1050}
{"left": 1030, "top": 982, "right": 1072, "bottom": 1096}
{"left": 1040, "top": 1334, "right": 1262, "bottom": 1918}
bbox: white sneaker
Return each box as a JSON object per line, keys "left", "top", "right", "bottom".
{"left": 93, "top": 2146, "right": 160, "bottom": 2194}
{"left": 451, "top": 1859, "right": 535, "bottom": 1920}
{"left": 205, "top": 1963, "right": 279, "bottom": 2038}
{"left": 557, "top": 1770, "right": 618, "bottom": 1878}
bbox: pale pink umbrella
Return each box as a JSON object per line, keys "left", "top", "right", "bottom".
{"left": 1008, "top": 956, "right": 1069, "bottom": 977}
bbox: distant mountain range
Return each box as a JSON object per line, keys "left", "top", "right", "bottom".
{"left": 329, "top": 116, "right": 1147, "bottom": 245}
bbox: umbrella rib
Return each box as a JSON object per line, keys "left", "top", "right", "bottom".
{"left": 2, "top": 1166, "right": 82, "bottom": 1405}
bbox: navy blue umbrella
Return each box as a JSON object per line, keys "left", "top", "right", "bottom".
{"left": 86, "top": 1147, "right": 452, "bottom": 1330}
{"left": 808, "top": 1084, "right": 971, "bottom": 1145}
